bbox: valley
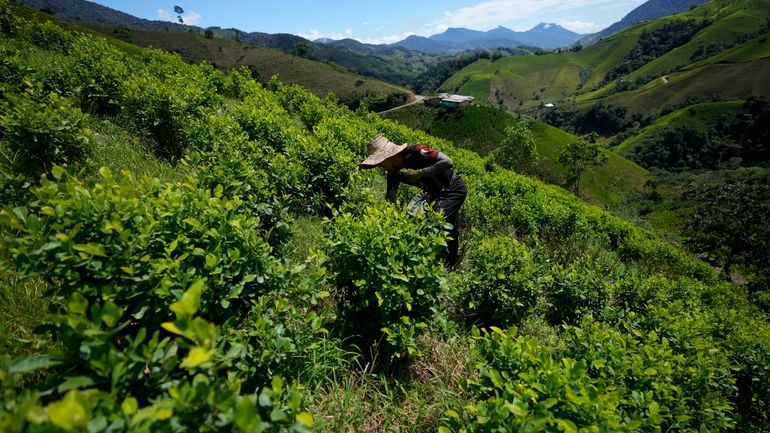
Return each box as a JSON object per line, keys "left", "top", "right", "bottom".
{"left": 1, "top": 0, "right": 769, "bottom": 431}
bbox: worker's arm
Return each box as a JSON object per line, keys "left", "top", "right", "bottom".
{"left": 385, "top": 169, "right": 400, "bottom": 203}
{"left": 419, "top": 152, "right": 454, "bottom": 179}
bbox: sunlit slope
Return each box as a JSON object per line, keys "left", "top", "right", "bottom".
{"left": 613, "top": 100, "right": 744, "bottom": 155}
{"left": 43, "top": 17, "right": 411, "bottom": 106}
{"left": 440, "top": 0, "right": 770, "bottom": 114}
{"left": 383, "top": 104, "right": 650, "bottom": 206}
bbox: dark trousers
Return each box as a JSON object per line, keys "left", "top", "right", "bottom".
{"left": 435, "top": 174, "right": 467, "bottom": 268}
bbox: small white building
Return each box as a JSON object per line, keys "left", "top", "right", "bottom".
{"left": 432, "top": 93, "right": 474, "bottom": 108}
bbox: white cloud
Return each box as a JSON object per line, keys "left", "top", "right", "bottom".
{"left": 558, "top": 20, "right": 600, "bottom": 33}
{"left": 298, "top": 29, "right": 353, "bottom": 41}
{"left": 298, "top": 28, "right": 415, "bottom": 45}
{"left": 182, "top": 12, "right": 202, "bottom": 26}
{"left": 298, "top": 28, "right": 416, "bottom": 45}
{"left": 358, "top": 31, "right": 417, "bottom": 45}
{"left": 157, "top": 8, "right": 171, "bottom": 21}
{"left": 157, "top": 8, "right": 202, "bottom": 26}
{"left": 435, "top": 0, "right": 629, "bottom": 31}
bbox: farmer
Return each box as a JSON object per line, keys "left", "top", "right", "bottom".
{"left": 359, "top": 134, "right": 467, "bottom": 268}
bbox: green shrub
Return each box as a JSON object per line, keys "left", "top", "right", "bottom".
{"left": 0, "top": 0, "right": 20, "bottom": 37}
{"left": 443, "top": 326, "right": 631, "bottom": 433}
{"left": 69, "top": 36, "right": 131, "bottom": 114}
{"left": 222, "top": 294, "right": 345, "bottom": 389}
{"left": 458, "top": 236, "right": 541, "bottom": 327}
{"left": 1, "top": 167, "right": 285, "bottom": 332}
{"left": 619, "top": 231, "right": 717, "bottom": 281}
{"left": 0, "top": 86, "right": 92, "bottom": 176}
{"left": 0, "top": 282, "right": 316, "bottom": 433}
{"left": 23, "top": 20, "right": 73, "bottom": 54}
{"left": 644, "top": 303, "right": 770, "bottom": 431}
{"left": 443, "top": 320, "right": 735, "bottom": 433}
{"left": 0, "top": 168, "right": 317, "bottom": 431}
{"left": 565, "top": 316, "right": 735, "bottom": 431}
{"left": 120, "top": 50, "right": 220, "bottom": 161}
{"left": 325, "top": 204, "right": 447, "bottom": 359}
{"left": 234, "top": 90, "right": 301, "bottom": 152}
{"left": 543, "top": 259, "right": 609, "bottom": 325}
{"left": 183, "top": 113, "right": 302, "bottom": 244}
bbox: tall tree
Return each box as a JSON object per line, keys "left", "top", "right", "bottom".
{"left": 493, "top": 119, "right": 538, "bottom": 174}
{"left": 174, "top": 5, "right": 184, "bottom": 24}
{"left": 558, "top": 133, "right": 608, "bottom": 196}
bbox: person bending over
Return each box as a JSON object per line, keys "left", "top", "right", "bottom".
{"left": 358, "top": 134, "right": 467, "bottom": 268}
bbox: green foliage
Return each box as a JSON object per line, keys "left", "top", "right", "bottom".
{"left": 641, "top": 302, "right": 770, "bottom": 430}
{"left": 565, "top": 317, "right": 735, "bottom": 430}
{"left": 222, "top": 293, "right": 345, "bottom": 389}
{"left": 0, "top": 84, "right": 92, "bottom": 176}
{"left": 545, "top": 103, "right": 645, "bottom": 136}
{"left": 182, "top": 113, "right": 298, "bottom": 244}
{"left": 681, "top": 170, "right": 770, "bottom": 291}
{"left": 234, "top": 89, "right": 301, "bottom": 152}
{"left": 543, "top": 260, "right": 609, "bottom": 325}
{"left": 633, "top": 97, "right": 770, "bottom": 171}
{"left": 69, "top": 36, "right": 132, "bottom": 114}
{"left": 120, "top": 49, "right": 221, "bottom": 161}
{"left": 0, "top": 169, "right": 315, "bottom": 432}
{"left": 492, "top": 119, "right": 539, "bottom": 174}
{"left": 325, "top": 204, "right": 447, "bottom": 359}
{"left": 444, "top": 320, "right": 735, "bottom": 433}
{"left": 558, "top": 134, "right": 609, "bottom": 195}
{"left": 0, "top": 0, "right": 19, "bottom": 37}
{"left": 457, "top": 236, "right": 541, "bottom": 327}
{"left": 1, "top": 168, "right": 285, "bottom": 330}
{"left": 603, "top": 19, "right": 707, "bottom": 84}
{"left": 22, "top": 20, "right": 74, "bottom": 55}
{"left": 356, "top": 91, "right": 407, "bottom": 113}
{"left": 0, "top": 316, "right": 314, "bottom": 433}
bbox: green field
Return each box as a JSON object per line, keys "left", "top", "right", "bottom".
{"left": 614, "top": 100, "right": 744, "bottom": 155}
{"left": 36, "top": 14, "right": 411, "bottom": 107}
{"left": 2, "top": 2, "right": 770, "bottom": 432}
{"left": 383, "top": 104, "right": 650, "bottom": 207}
{"left": 440, "top": 0, "right": 770, "bottom": 117}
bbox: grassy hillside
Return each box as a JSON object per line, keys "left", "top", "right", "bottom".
{"left": 2, "top": 3, "right": 770, "bottom": 433}
{"left": 110, "top": 27, "right": 411, "bottom": 107}
{"left": 383, "top": 104, "right": 650, "bottom": 207}
{"left": 614, "top": 100, "right": 744, "bottom": 154}
{"left": 23, "top": 7, "right": 412, "bottom": 108}
{"left": 440, "top": 0, "right": 770, "bottom": 117}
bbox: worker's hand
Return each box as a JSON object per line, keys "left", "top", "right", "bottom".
{"left": 399, "top": 168, "right": 422, "bottom": 183}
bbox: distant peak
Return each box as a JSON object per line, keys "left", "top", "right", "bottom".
{"left": 536, "top": 22, "right": 560, "bottom": 30}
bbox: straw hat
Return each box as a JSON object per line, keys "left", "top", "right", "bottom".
{"left": 359, "top": 134, "right": 407, "bottom": 168}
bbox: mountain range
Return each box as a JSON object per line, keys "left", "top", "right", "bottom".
{"left": 16, "top": 0, "right": 580, "bottom": 53}
{"left": 384, "top": 23, "right": 583, "bottom": 54}
{"left": 15, "top": 0, "right": 722, "bottom": 84}
{"left": 579, "top": 0, "right": 710, "bottom": 45}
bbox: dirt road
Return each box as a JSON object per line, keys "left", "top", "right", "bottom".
{"left": 377, "top": 94, "right": 426, "bottom": 114}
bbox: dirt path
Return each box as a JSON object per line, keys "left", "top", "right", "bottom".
{"left": 377, "top": 94, "right": 426, "bottom": 114}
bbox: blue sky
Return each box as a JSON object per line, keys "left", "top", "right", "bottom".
{"left": 89, "top": 0, "right": 648, "bottom": 43}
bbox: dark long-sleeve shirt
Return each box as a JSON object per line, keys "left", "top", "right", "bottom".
{"left": 386, "top": 144, "right": 454, "bottom": 203}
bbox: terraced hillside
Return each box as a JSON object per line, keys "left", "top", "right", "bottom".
{"left": 13, "top": 3, "right": 412, "bottom": 109}
{"left": 383, "top": 104, "right": 650, "bottom": 207}
{"left": 440, "top": 0, "right": 770, "bottom": 116}
{"left": 96, "top": 26, "right": 413, "bottom": 109}
{"left": 2, "top": 1, "right": 770, "bottom": 432}
{"left": 613, "top": 100, "right": 744, "bottom": 155}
